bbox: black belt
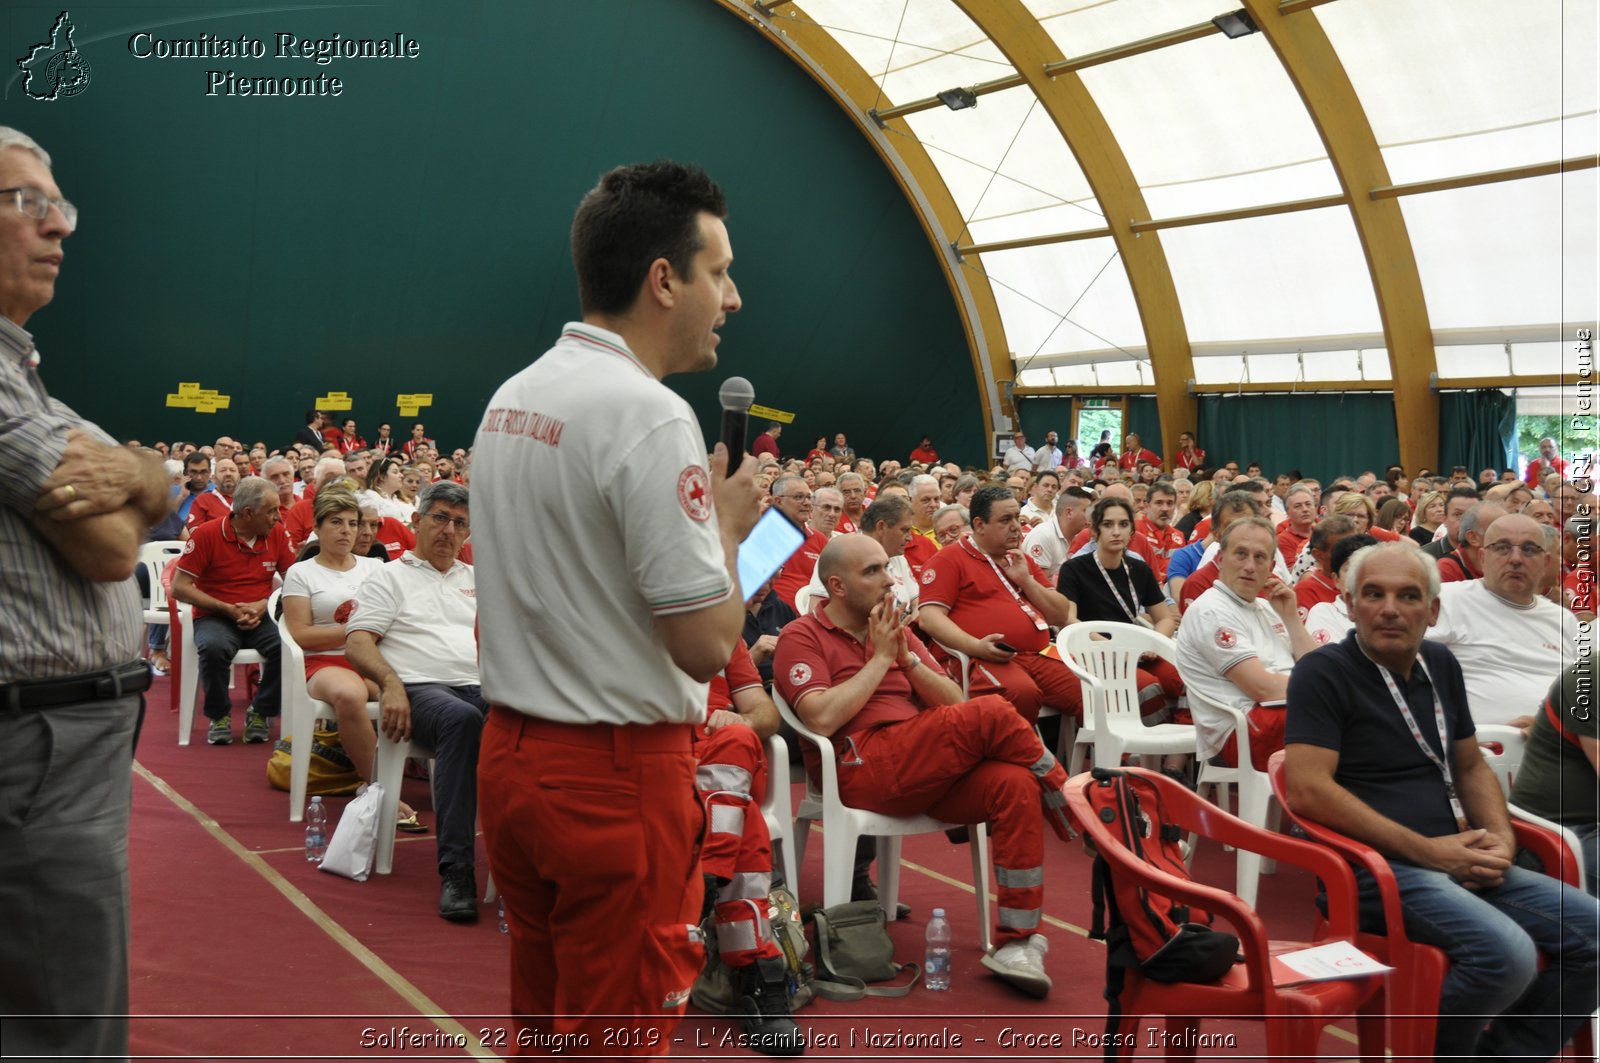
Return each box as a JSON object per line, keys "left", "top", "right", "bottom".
{"left": 0, "top": 660, "right": 152, "bottom": 712}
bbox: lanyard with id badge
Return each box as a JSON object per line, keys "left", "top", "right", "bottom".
{"left": 1364, "top": 648, "right": 1468, "bottom": 828}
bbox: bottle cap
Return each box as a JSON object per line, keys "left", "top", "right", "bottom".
{"left": 932, "top": 907, "right": 946, "bottom": 918}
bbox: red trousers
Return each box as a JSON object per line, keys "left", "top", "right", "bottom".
{"left": 965, "top": 652, "right": 1083, "bottom": 725}
{"left": 836, "top": 695, "right": 1069, "bottom": 946}
{"left": 479, "top": 708, "right": 702, "bottom": 1058}
{"left": 1217, "top": 704, "right": 1287, "bottom": 773}
{"left": 693, "top": 725, "right": 783, "bottom": 970}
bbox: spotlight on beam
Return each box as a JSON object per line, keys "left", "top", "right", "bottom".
{"left": 936, "top": 86, "right": 978, "bottom": 111}
{"left": 1211, "top": 9, "right": 1260, "bottom": 38}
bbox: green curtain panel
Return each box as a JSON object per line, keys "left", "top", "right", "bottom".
{"left": 1126, "top": 397, "right": 1164, "bottom": 459}
{"left": 1438, "top": 390, "right": 1517, "bottom": 475}
{"left": 1016, "top": 398, "right": 1075, "bottom": 460}
{"left": 1196, "top": 394, "right": 1401, "bottom": 483}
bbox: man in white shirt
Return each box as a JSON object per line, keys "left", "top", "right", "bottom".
{"left": 1426, "top": 514, "right": 1565, "bottom": 731}
{"left": 1177, "top": 517, "right": 1318, "bottom": 771}
{"left": 1018, "top": 470, "right": 1059, "bottom": 527}
{"left": 1031, "top": 430, "right": 1063, "bottom": 472}
{"left": 344, "top": 481, "right": 487, "bottom": 923}
{"left": 1002, "top": 431, "right": 1035, "bottom": 474}
{"left": 1022, "top": 485, "right": 1091, "bottom": 585}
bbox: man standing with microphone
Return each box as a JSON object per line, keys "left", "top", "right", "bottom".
{"left": 473, "top": 162, "right": 760, "bottom": 1056}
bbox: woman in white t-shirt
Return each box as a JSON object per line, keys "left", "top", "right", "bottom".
{"left": 365, "top": 455, "right": 416, "bottom": 523}
{"left": 282, "top": 487, "right": 418, "bottom": 825}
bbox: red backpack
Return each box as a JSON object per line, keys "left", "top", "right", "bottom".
{"left": 1085, "top": 768, "right": 1240, "bottom": 1039}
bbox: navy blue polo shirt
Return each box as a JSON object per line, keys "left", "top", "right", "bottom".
{"left": 1286, "top": 632, "right": 1477, "bottom": 845}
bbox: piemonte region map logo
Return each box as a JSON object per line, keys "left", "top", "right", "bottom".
{"left": 17, "top": 11, "right": 92, "bottom": 101}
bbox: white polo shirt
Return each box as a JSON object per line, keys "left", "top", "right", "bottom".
{"left": 1177, "top": 582, "right": 1296, "bottom": 759}
{"left": 469, "top": 323, "right": 730, "bottom": 725}
{"left": 1426, "top": 579, "right": 1565, "bottom": 726}
{"left": 1022, "top": 518, "right": 1070, "bottom": 585}
{"left": 345, "top": 552, "right": 479, "bottom": 686}
{"left": 1303, "top": 597, "right": 1353, "bottom": 648}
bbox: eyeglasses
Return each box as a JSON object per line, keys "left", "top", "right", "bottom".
{"left": 0, "top": 186, "right": 77, "bottom": 229}
{"left": 423, "top": 511, "right": 469, "bottom": 532}
{"left": 1484, "top": 541, "right": 1545, "bottom": 558}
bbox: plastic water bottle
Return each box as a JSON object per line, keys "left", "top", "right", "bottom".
{"left": 304, "top": 796, "right": 328, "bottom": 863}
{"left": 924, "top": 908, "right": 952, "bottom": 991}
{"left": 498, "top": 897, "right": 509, "bottom": 934}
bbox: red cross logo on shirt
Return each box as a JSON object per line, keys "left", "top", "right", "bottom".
{"left": 1215, "top": 627, "right": 1238, "bottom": 649}
{"left": 678, "top": 466, "right": 712, "bottom": 522}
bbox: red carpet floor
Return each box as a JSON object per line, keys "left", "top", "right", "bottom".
{"left": 128, "top": 674, "right": 1384, "bottom": 1060}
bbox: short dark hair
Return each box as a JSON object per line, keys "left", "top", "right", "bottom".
{"left": 1446, "top": 484, "right": 1481, "bottom": 503}
{"left": 861, "top": 495, "right": 912, "bottom": 532}
{"left": 183, "top": 453, "right": 210, "bottom": 469}
{"left": 970, "top": 485, "right": 1016, "bottom": 525}
{"left": 1148, "top": 480, "right": 1177, "bottom": 500}
{"left": 1329, "top": 532, "right": 1378, "bottom": 575}
{"left": 570, "top": 161, "right": 728, "bottom": 316}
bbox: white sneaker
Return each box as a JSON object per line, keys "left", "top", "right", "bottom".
{"left": 981, "top": 933, "right": 1052, "bottom": 998}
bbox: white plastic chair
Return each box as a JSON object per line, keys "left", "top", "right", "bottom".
{"left": 1475, "top": 723, "right": 1526, "bottom": 795}
{"left": 279, "top": 618, "right": 378, "bottom": 821}
{"left": 762, "top": 733, "right": 799, "bottom": 897}
{"left": 1055, "top": 621, "right": 1194, "bottom": 772}
{"left": 175, "top": 590, "right": 280, "bottom": 746}
{"left": 137, "top": 540, "right": 184, "bottom": 650}
{"left": 774, "top": 692, "right": 992, "bottom": 952}
{"left": 1185, "top": 689, "right": 1282, "bottom": 907}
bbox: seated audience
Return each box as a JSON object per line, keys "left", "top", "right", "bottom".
{"left": 1018, "top": 470, "right": 1058, "bottom": 527}
{"left": 917, "top": 486, "right": 1079, "bottom": 725}
{"left": 280, "top": 486, "right": 423, "bottom": 830}
{"left": 1135, "top": 480, "right": 1185, "bottom": 583}
{"left": 802, "top": 494, "right": 919, "bottom": 618}
{"left": 1437, "top": 501, "right": 1508, "bottom": 582}
{"left": 768, "top": 475, "right": 824, "bottom": 610}
{"left": 344, "top": 482, "right": 487, "bottom": 922}
{"left": 742, "top": 574, "right": 798, "bottom": 686}
{"left": 282, "top": 455, "right": 346, "bottom": 552}
{"left": 1426, "top": 514, "right": 1563, "bottom": 731}
{"left": 1021, "top": 485, "right": 1091, "bottom": 585}
{"left": 1177, "top": 516, "right": 1317, "bottom": 771}
{"left": 775, "top": 535, "right": 1073, "bottom": 998}
{"left": 932, "top": 502, "right": 971, "bottom": 548}
{"left": 1409, "top": 489, "right": 1446, "bottom": 546}
{"left": 172, "top": 476, "right": 294, "bottom": 746}
{"left": 186, "top": 457, "right": 240, "bottom": 531}
{"left": 1293, "top": 515, "right": 1358, "bottom": 619}
{"left": 1422, "top": 485, "right": 1484, "bottom": 559}
{"left": 1301, "top": 532, "right": 1375, "bottom": 646}
{"left": 1285, "top": 542, "right": 1597, "bottom": 1061}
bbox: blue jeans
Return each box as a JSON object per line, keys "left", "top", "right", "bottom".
{"left": 1359, "top": 862, "right": 1598, "bottom": 1061}
{"left": 404, "top": 683, "right": 488, "bottom": 875}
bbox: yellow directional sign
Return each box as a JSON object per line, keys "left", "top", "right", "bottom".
{"left": 750, "top": 404, "right": 794, "bottom": 424}
{"left": 166, "top": 381, "right": 231, "bottom": 414}
{"left": 316, "top": 391, "right": 354, "bottom": 411}
{"left": 396, "top": 392, "right": 433, "bottom": 417}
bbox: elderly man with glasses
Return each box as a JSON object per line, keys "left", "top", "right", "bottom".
{"left": 344, "top": 481, "right": 488, "bottom": 922}
{"left": 1425, "top": 514, "right": 1566, "bottom": 734}
{"left": 769, "top": 473, "right": 829, "bottom": 612}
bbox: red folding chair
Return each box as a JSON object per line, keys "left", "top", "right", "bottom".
{"left": 1065, "top": 768, "right": 1386, "bottom": 1060}
{"left": 1266, "top": 751, "right": 1593, "bottom": 1063}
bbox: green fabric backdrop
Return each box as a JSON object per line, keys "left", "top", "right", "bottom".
{"left": 1438, "top": 390, "right": 1517, "bottom": 474}
{"left": 1197, "top": 394, "right": 1401, "bottom": 483}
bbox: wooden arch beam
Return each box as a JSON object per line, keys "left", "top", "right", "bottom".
{"left": 712, "top": 0, "right": 1017, "bottom": 449}
{"left": 1242, "top": 0, "right": 1440, "bottom": 472}
{"left": 950, "top": 0, "right": 1197, "bottom": 468}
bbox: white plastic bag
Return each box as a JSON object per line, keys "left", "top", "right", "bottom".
{"left": 319, "top": 782, "right": 382, "bottom": 881}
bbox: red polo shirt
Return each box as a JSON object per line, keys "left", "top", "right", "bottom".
{"left": 920, "top": 538, "right": 1052, "bottom": 654}
{"left": 176, "top": 517, "right": 295, "bottom": 619}
{"left": 1175, "top": 448, "right": 1206, "bottom": 471}
{"left": 376, "top": 517, "right": 416, "bottom": 561}
{"left": 1118, "top": 448, "right": 1160, "bottom": 471}
{"left": 1136, "top": 517, "right": 1186, "bottom": 582}
{"left": 773, "top": 526, "right": 831, "bottom": 609}
{"left": 1437, "top": 546, "right": 1480, "bottom": 583}
{"left": 773, "top": 609, "right": 939, "bottom": 747}
{"left": 903, "top": 532, "right": 939, "bottom": 583}
{"left": 186, "top": 490, "right": 235, "bottom": 532}
{"left": 910, "top": 446, "right": 940, "bottom": 465}
{"left": 283, "top": 496, "right": 316, "bottom": 552}
{"left": 705, "top": 640, "right": 764, "bottom": 715}
{"left": 1295, "top": 569, "right": 1339, "bottom": 619}
{"left": 1277, "top": 523, "right": 1312, "bottom": 564}
{"left": 1525, "top": 455, "right": 1568, "bottom": 488}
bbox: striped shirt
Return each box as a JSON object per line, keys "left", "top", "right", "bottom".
{"left": 0, "top": 315, "right": 141, "bottom": 681}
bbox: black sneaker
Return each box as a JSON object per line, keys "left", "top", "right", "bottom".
{"left": 439, "top": 866, "right": 478, "bottom": 923}
{"left": 733, "top": 955, "right": 805, "bottom": 1056}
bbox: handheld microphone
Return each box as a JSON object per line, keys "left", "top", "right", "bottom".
{"left": 718, "top": 376, "right": 754, "bottom": 478}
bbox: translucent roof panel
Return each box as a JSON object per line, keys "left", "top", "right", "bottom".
{"left": 1434, "top": 344, "right": 1515, "bottom": 379}
{"left": 1074, "top": 31, "right": 1339, "bottom": 212}
{"left": 792, "top": 0, "right": 1009, "bottom": 107}
{"left": 904, "top": 87, "right": 1103, "bottom": 242}
{"left": 1158, "top": 207, "right": 1383, "bottom": 343}
{"left": 973, "top": 236, "right": 1146, "bottom": 358}
{"left": 1400, "top": 170, "right": 1599, "bottom": 332}
{"left": 1191, "top": 349, "right": 1392, "bottom": 387}
{"left": 1318, "top": 0, "right": 1599, "bottom": 183}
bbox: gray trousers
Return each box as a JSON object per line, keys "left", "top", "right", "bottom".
{"left": 0, "top": 693, "right": 139, "bottom": 1062}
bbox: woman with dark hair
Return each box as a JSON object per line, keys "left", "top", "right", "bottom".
{"left": 365, "top": 456, "right": 414, "bottom": 522}
{"left": 1057, "top": 496, "right": 1185, "bottom": 729}
{"left": 1088, "top": 441, "right": 1116, "bottom": 478}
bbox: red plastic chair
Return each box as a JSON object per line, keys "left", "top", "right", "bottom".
{"left": 1064, "top": 768, "right": 1386, "bottom": 1060}
{"left": 1266, "top": 751, "right": 1593, "bottom": 1063}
